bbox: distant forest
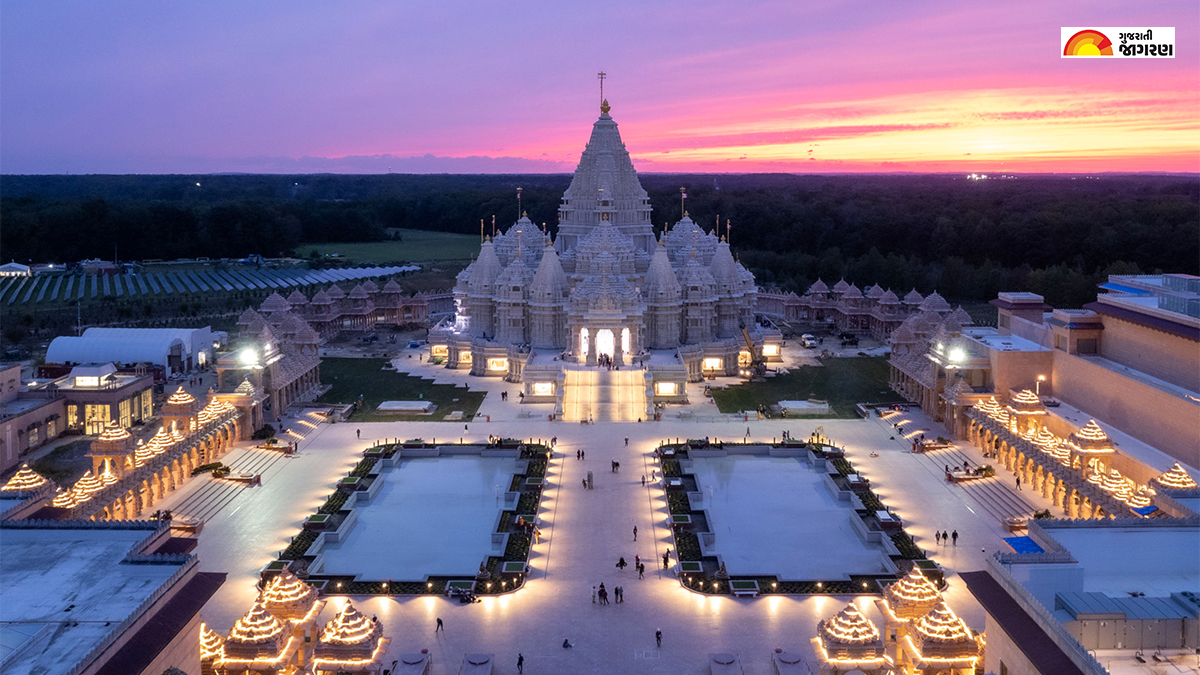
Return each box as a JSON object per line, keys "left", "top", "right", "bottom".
{"left": 2, "top": 173, "right": 1197, "bottom": 308}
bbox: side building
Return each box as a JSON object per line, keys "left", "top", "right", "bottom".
{"left": 0, "top": 518, "right": 225, "bottom": 675}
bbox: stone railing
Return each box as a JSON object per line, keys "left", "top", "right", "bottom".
{"left": 986, "top": 554, "right": 1108, "bottom": 675}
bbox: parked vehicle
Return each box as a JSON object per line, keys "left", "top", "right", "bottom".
{"left": 800, "top": 334, "right": 818, "bottom": 348}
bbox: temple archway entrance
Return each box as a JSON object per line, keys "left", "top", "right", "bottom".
{"left": 596, "top": 329, "right": 615, "bottom": 360}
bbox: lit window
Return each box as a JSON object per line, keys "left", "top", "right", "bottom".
{"left": 430, "top": 345, "right": 448, "bottom": 357}
{"left": 762, "top": 344, "right": 779, "bottom": 356}
{"left": 488, "top": 358, "right": 508, "bottom": 371}
{"left": 532, "top": 382, "right": 554, "bottom": 396}
{"left": 655, "top": 382, "right": 677, "bottom": 396}
{"left": 74, "top": 376, "right": 100, "bottom": 387}
{"left": 703, "top": 358, "right": 722, "bottom": 370}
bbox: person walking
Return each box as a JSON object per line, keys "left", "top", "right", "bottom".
{"left": 625, "top": 437, "right": 629, "bottom": 446}
{"left": 1016, "top": 475, "right": 1022, "bottom": 490}
{"left": 942, "top": 530, "right": 949, "bottom": 545}
{"left": 577, "top": 450, "right": 581, "bottom": 460}
{"left": 641, "top": 475, "right": 646, "bottom": 486}
{"left": 356, "top": 428, "right": 361, "bottom": 439}
{"left": 633, "top": 526, "right": 638, "bottom": 541}
{"left": 616, "top": 557, "right": 627, "bottom": 570}
{"left": 435, "top": 617, "right": 444, "bottom": 633}
{"left": 592, "top": 586, "right": 597, "bottom": 603}
{"left": 581, "top": 450, "right": 585, "bottom": 460}
{"left": 663, "top": 551, "right": 670, "bottom": 569}
{"left": 517, "top": 653, "right": 524, "bottom": 673}
{"left": 582, "top": 478, "right": 587, "bottom": 490}
{"left": 951, "top": 529, "right": 958, "bottom": 546}
{"left": 656, "top": 629, "right": 662, "bottom": 647}
{"left": 638, "top": 563, "right": 645, "bottom": 579}
{"left": 935, "top": 531, "right": 941, "bottom": 546}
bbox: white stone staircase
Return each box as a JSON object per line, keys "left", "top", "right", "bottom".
{"left": 560, "top": 366, "right": 647, "bottom": 422}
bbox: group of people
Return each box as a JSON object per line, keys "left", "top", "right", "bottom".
{"left": 596, "top": 353, "right": 618, "bottom": 369}
{"left": 592, "top": 582, "right": 625, "bottom": 604}
{"left": 934, "top": 529, "right": 959, "bottom": 546}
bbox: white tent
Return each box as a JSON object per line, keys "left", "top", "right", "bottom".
{"left": 82, "top": 327, "right": 213, "bottom": 368}
{"left": 47, "top": 335, "right": 186, "bottom": 374}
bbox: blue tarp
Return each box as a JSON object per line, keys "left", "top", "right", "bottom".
{"left": 1099, "top": 282, "right": 1152, "bottom": 295}
{"left": 1003, "top": 536, "right": 1044, "bottom": 554}
{"left": 1131, "top": 505, "right": 1159, "bottom": 517}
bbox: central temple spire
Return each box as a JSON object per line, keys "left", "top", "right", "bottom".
{"left": 555, "top": 99, "right": 654, "bottom": 256}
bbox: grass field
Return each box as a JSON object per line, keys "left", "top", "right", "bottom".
{"left": 710, "top": 357, "right": 903, "bottom": 417}
{"left": 317, "top": 357, "right": 486, "bottom": 422}
{"left": 297, "top": 229, "right": 482, "bottom": 263}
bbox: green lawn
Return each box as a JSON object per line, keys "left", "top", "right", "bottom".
{"left": 317, "top": 357, "right": 486, "bottom": 422}
{"left": 296, "top": 229, "right": 482, "bottom": 264}
{"left": 710, "top": 357, "right": 903, "bottom": 417}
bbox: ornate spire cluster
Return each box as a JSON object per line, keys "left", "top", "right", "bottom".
{"left": 1, "top": 464, "right": 50, "bottom": 492}
{"left": 1155, "top": 462, "right": 1198, "bottom": 490}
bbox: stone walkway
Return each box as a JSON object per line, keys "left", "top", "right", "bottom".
{"left": 159, "top": 353, "right": 1056, "bottom": 673}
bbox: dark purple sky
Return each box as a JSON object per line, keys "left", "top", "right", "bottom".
{"left": 2, "top": 1, "right": 1197, "bottom": 173}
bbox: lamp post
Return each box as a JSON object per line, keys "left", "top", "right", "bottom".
{"left": 1036, "top": 374, "right": 1046, "bottom": 397}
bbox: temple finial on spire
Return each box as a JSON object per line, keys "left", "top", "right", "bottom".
{"left": 597, "top": 71, "right": 607, "bottom": 111}
{"left": 601, "top": 99, "right": 610, "bottom": 115}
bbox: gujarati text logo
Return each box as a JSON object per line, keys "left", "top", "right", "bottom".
{"left": 1061, "top": 27, "right": 1174, "bottom": 58}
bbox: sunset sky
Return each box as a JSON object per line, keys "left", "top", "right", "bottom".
{"left": 2, "top": 1, "right": 1197, "bottom": 174}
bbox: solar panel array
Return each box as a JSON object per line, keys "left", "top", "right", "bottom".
{"left": 0, "top": 265, "right": 420, "bottom": 306}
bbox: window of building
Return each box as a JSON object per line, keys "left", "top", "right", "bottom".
{"left": 47, "top": 420, "right": 56, "bottom": 437}
{"left": 67, "top": 404, "right": 79, "bottom": 429}
{"left": 655, "top": 382, "right": 677, "bottom": 396}
{"left": 85, "top": 404, "right": 109, "bottom": 434}
{"left": 119, "top": 399, "right": 132, "bottom": 428}
{"left": 1054, "top": 334, "right": 1067, "bottom": 351}
{"left": 141, "top": 389, "right": 153, "bottom": 419}
{"left": 29, "top": 427, "right": 38, "bottom": 446}
{"left": 1075, "top": 338, "right": 1098, "bottom": 355}
{"left": 532, "top": 382, "right": 554, "bottom": 396}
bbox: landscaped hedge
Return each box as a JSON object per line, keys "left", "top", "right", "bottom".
{"left": 857, "top": 489, "right": 884, "bottom": 512}
{"left": 673, "top": 526, "right": 702, "bottom": 561}
{"left": 504, "top": 532, "right": 531, "bottom": 561}
{"left": 349, "top": 458, "right": 377, "bottom": 478}
{"left": 662, "top": 460, "right": 682, "bottom": 477}
{"left": 318, "top": 491, "right": 349, "bottom": 514}
{"left": 829, "top": 457, "right": 854, "bottom": 476}
{"left": 890, "top": 532, "right": 924, "bottom": 559}
{"left": 516, "top": 490, "right": 540, "bottom": 515}
{"left": 667, "top": 493, "right": 691, "bottom": 514}
{"left": 526, "top": 459, "right": 547, "bottom": 478}
{"left": 281, "top": 530, "right": 318, "bottom": 560}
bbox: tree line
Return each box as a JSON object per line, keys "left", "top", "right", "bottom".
{"left": 2, "top": 173, "right": 1195, "bottom": 308}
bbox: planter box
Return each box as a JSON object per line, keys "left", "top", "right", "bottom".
{"left": 501, "top": 561, "right": 528, "bottom": 575}
{"left": 665, "top": 478, "right": 685, "bottom": 491}
{"left": 304, "top": 514, "right": 330, "bottom": 530}
{"left": 446, "top": 580, "right": 475, "bottom": 594}
{"left": 846, "top": 474, "right": 870, "bottom": 491}
{"left": 679, "top": 561, "right": 704, "bottom": 574}
{"left": 524, "top": 477, "right": 543, "bottom": 489}
{"left": 671, "top": 514, "right": 693, "bottom": 528}
{"left": 729, "top": 579, "right": 759, "bottom": 596}
{"left": 338, "top": 477, "right": 361, "bottom": 493}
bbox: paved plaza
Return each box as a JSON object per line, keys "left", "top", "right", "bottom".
{"left": 156, "top": 352, "right": 1059, "bottom": 674}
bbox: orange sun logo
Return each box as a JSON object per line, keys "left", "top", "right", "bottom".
{"left": 1064, "top": 29, "right": 1113, "bottom": 56}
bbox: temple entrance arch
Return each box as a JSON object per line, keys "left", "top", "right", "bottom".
{"left": 621, "top": 327, "right": 631, "bottom": 355}
{"left": 596, "top": 329, "right": 615, "bottom": 360}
